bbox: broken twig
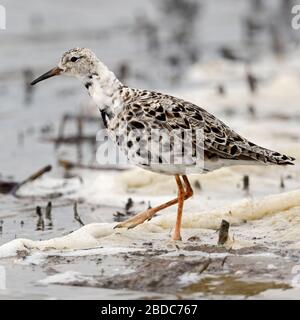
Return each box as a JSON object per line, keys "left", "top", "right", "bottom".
{"left": 36, "top": 206, "right": 45, "bottom": 231}
{"left": 58, "top": 159, "right": 128, "bottom": 171}
{"left": 114, "top": 198, "right": 135, "bottom": 222}
{"left": 45, "top": 201, "right": 53, "bottom": 229}
{"left": 11, "top": 165, "right": 52, "bottom": 198}
{"left": 73, "top": 202, "right": 85, "bottom": 227}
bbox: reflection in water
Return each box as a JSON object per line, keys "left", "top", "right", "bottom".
{"left": 182, "top": 275, "right": 291, "bottom": 297}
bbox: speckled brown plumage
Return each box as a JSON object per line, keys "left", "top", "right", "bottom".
{"left": 106, "top": 87, "right": 295, "bottom": 175}
{"left": 31, "top": 47, "right": 296, "bottom": 238}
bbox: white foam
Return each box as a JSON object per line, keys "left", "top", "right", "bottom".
{"left": 153, "top": 189, "right": 300, "bottom": 229}
{"left": 1, "top": 189, "right": 300, "bottom": 258}
{"left": 178, "top": 272, "right": 201, "bottom": 285}
{"left": 54, "top": 246, "right": 143, "bottom": 257}
{"left": 39, "top": 271, "right": 84, "bottom": 285}
{"left": 0, "top": 223, "right": 115, "bottom": 258}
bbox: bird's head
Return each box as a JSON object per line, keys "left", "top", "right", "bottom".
{"left": 31, "top": 47, "right": 99, "bottom": 85}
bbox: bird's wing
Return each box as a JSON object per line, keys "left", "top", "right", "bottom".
{"left": 121, "top": 90, "right": 294, "bottom": 165}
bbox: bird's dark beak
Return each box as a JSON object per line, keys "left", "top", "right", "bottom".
{"left": 31, "top": 67, "right": 62, "bottom": 85}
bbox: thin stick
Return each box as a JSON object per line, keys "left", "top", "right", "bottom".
{"left": 58, "top": 159, "right": 128, "bottom": 171}
{"left": 45, "top": 201, "right": 53, "bottom": 228}
{"left": 11, "top": 165, "right": 52, "bottom": 197}
{"left": 73, "top": 202, "right": 85, "bottom": 227}
{"left": 36, "top": 206, "right": 45, "bottom": 231}
{"left": 280, "top": 176, "right": 285, "bottom": 189}
{"left": 243, "top": 175, "right": 249, "bottom": 192}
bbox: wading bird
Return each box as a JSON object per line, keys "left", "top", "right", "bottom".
{"left": 31, "top": 48, "right": 295, "bottom": 240}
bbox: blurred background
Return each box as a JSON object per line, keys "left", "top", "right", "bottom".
{"left": 1, "top": 0, "right": 300, "bottom": 300}
{"left": 1, "top": 0, "right": 300, "bottom": 178}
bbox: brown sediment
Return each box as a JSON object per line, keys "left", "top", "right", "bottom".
{"left": 181, "top": 275, "right": 291, "bottom": 297}
{"left": 218, "top": 219, "right": 230, "bottom": 245}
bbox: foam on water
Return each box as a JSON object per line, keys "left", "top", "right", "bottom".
{"left": 1, "top": 187, "right": 300, "bottom": 258}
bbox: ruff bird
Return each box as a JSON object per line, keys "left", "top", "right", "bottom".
{"left": 31, "top": 48, "right": 295, "bottom": 240}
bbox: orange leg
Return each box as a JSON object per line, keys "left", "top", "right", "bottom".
{"left": 114, "top": 175, "right": 194, "bottom": 241}
{"left": 172, "top": 175, "right": 184, "bottom": 240}
{"left": 182, "top": 175, "right": 194, "bottom": 198}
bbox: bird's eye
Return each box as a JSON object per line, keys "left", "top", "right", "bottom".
{"left": 70, "top": 56, "right": 79, "bottom": 62}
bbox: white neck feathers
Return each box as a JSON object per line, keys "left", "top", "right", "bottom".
{"left": 84, "top": 61, "right": 123, "bottom": 115}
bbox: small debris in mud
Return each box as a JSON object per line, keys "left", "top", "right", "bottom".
{"left": 114, "top": 198, "right": 136, "bottom": 222}
{"left": 142, "top": 242, "right": 153, "bottom": 246}
{"left": 219, "top": 46, "right": 241, "bottom": 61}
{"left": 45, "top": 201, "right": 52, "bottom": 220}
{"left": 187, "top": 235, "right": 200, "bottom": 242}
{"left": 130, "top": 249, "right": 169, "bottom": 257}
{"left": 183, "top": 244, "right": 229, "bottom": 253}
{"left": 243, "top": 175, "right": 250, "bottom": 192}
{"left": 125, "top": 198, "right": 134, "bottom": 213}
{"left": 247, "top": 104, "right": 256, "bottom": 118}
{"left": 280, "top": 176, "right": 285, "bottom": 189}
{"left": 216, "top": 84, "right": 226, "bottom": 96}
{"left": 221, "top": 256, "right": 228, "bottom": 267}
{"left": 113, "top": 211, "right": 125, "bottom": 220}
{"left": 45, "top": 201, "right": 53, "bottom": 229}
{"left": 36, "top": 206, "right": 45, "bottom": 231}
{"left": 193, "top": 180, "right": 201, "bottom": 190}
{"left": 73, "top": 202, "right": 85, "bottom": 227}
{"left": 245, "top": 70, "right": 258, "bottom": 94}
{"left": 218, "top": 220, "right": 230, "bottom": 245}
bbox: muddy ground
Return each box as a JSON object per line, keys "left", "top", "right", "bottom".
{"left": 1, "top": 0, "right": 300, "bottom": 300}
{"left": 1, "top": 187, "right": 300, "bottom": 300}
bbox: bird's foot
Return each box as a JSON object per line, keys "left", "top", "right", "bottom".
{"left": 114, "top": 208, "right": 156, "bottom": 229}
{"left": 172, "top": 232, "right": 182, "bottom": 241}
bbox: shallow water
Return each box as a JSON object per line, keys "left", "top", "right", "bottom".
{"left": 182, "top": 275, "right": 291, "bottom": 297}
{"left": 1, "top": 0, "right": 300, "bottom": 299}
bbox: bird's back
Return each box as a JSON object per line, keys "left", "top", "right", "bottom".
{"left": 108, "top": 88, "right": 295, "bottom": 174}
